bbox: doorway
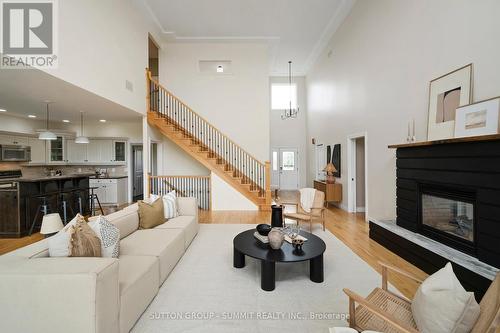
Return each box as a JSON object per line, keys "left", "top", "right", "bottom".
{"left": 148, "top": 35, "right": 159, "bottom": 80}
{"left": 132, "top": 145, "right": 144, "bottom": 201}
{"left": 347, "top": 133, "right": 368, "bottom": 218}
{"left": 271, "top": 147, "right": 299, "bottom": 190}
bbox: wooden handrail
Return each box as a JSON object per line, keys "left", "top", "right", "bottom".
{"left": 149, "top": 175, "right": 210, "bottom": 179}
{"left": 147, "top": 69, "right": 265, "bottom": 167}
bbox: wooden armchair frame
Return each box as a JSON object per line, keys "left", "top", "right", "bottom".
{"left": 343, "top": 262, "right": 423, "bottom": 333}
{"left": 281, "top": 201, "right": 326, "bottom": 231}
{"left": 344, "top": 262, "right": 500, "bottom": 333}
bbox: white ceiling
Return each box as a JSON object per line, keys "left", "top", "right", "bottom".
{"left": 0, "top": 68, "right": 142, "bottom": 123}
{"left": 143, "top": 0, "right": 355, "bottom": 76}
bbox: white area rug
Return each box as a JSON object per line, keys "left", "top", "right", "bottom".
{"left": 132, "top": 224, "right": 394, "bottom": 333}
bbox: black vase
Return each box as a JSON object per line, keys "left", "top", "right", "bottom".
{"left": 271, "top": 205, "right": 283, "bottom": 228}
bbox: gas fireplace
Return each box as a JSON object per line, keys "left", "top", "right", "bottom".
{"left": 419, "top": 185, "right": 476, "bottom": 254}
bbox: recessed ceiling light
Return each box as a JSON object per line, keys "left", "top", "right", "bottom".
{"left": 0, "top": 108, "right": 6, "bottom": 112}
{"left": 28, "top": 115, "right": 37, "bottom": 118}
{"left": 62, "top": 119, "right": 70, "bottom": 123}
{"left": 99, "top": 119, "right": 106, "bottom": 123}
{"left": 216, "top": 65, "right": 224, "bottom": 73}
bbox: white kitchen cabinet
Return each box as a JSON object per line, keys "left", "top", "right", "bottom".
{"left": 27, "top": 138, "right": 46, "bottom": 164}
{"left": 89, "top": 178, "right": 128, "bottom": 206}
{"left": 0, "top": 135, "right": 29, "bottom": 146}
{"left": 87, "top": 139, "right": 114, "bottom": 164}
{"left": 66, "top": 139, "right": 88, "bottom": 163}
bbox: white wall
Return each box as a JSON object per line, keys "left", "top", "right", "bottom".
{"left": 306, "top": 0, "right": 500, "bottom": 220}
{"left": 43, "top": 0, "right": 162, "bottom": 114}
{"left": 211, "top": 173, "right": 258, "bottom": 211}
{"left": 159, "top": 42, "right": 270, "bottom": 162}
{"left": 270, "top": 76, "right": 308, "bottom": 188}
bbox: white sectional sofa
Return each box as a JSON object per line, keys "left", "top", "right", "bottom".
{"left": 0, "top": 197, "right": 199, "bottom": 333}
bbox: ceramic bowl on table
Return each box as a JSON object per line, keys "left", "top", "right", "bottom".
{"left": 256, "top": 224, "right": 272, "bottom": 236}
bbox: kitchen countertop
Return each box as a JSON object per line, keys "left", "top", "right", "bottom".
{"left": 16, "top": 173, "right": 95, "bottom": 182}
{"left": 89, "top": 175, "right": 128, "bottom": 179}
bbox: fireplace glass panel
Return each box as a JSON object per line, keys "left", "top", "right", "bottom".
{"left": 422, "top": 193, "right": 474, "bottom": 242}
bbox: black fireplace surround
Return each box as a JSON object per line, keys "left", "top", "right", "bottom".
{"left": 393, "top": 138, "right": 500, "bottom": 269}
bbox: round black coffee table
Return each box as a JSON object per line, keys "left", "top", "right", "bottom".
{"left": 233, "top": 229, "right": 326, "bottom": 291}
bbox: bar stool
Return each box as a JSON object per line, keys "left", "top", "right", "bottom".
{"left": 58, "top": 191, "right": 75, "bottom": 224}
{"left": 71, "top": 188, "right": 86, "bottom": 215}
{"left": 28, "top": 194, "right": 52, "bottom": 236}
{"left": 88, "top": 187, "right": 104, "bottom": 216}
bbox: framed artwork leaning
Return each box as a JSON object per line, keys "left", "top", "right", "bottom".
{"left": 454, "top": 97, "right": 500, "bottom": 138}
{"left": 427, "top": 64, "right": 473, "bottom": 140}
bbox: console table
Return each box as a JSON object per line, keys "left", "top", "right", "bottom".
{"left": 314, "top": 180, "right": 342, "bottom": 206}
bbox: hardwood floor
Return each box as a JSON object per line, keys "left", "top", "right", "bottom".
{"left": 0, "top": 193, "right": 427, "bottom": 299}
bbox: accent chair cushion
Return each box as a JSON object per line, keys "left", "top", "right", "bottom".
{"left": 411, "top": 262, "right": 480, "bottom": 333}
{"left": 138, "top": 199, "right": 164, "bottom": 229}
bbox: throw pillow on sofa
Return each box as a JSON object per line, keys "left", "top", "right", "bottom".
{"left": 411, "top": 262, "right": 480, "bottom": 333}
{"left": 48, "top": 214, "right": 83, "bottom": 257}
{"left": 138, "top": 198, "right": 164, "bottom": 229}
{"left": 68, "top": 217, "right": 102, "bottom": 257}
{"left": 150, "top": 191, "right": 179, "bottom": 219}
{"left": 88, "top": 215, "right": 120, "bottom": 258}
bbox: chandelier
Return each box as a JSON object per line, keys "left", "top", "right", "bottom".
{"left": 281, "top": 61, "right": 299, "bottom": 120}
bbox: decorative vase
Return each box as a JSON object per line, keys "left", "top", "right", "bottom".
{"left": 268, "top": 228, "right": 284, "bottom": 250}
{"left": 271, "top": 205, "right": 284, "bottom": 228}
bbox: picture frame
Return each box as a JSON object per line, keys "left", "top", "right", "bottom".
{"left": 454, "top": 97, "right": 500, "bottom": 138}
{"left": 427, "top": 64, "right": 473, "bottom": 140}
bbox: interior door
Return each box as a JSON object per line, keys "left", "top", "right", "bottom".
{"left": 132, "top": 145, "right": 144, "bottom": 200}
{"left": 278, "top": 148, "right": 299, "bottom": 190}
{"left": 315, "top": 143, "right": 326, "bottom": 180}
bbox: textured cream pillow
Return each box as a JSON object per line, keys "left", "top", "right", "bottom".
{"left": 138, "top": 198, "right": 164, "bottom": 229}
{"left": 68, "top": 217, "right": 101, "bottom": 257}
{"left": 411, "top": 262, "right": 480, "bottom": 333}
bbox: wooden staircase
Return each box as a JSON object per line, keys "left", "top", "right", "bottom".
{"left": 146, "top": 70, "right": 271, "bottom": 210}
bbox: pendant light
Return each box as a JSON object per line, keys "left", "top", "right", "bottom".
{"left": 39, "top": 102, "right": 57, "bottom": 140}
{"left": 75, "top": 111, "right": 89, "bottom": 144}
{"left": 281, "top": 60, "right": 299, "bottom": 120}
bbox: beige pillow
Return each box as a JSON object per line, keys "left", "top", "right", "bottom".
{"left": 138, "top": 198, "right": 164, "bottom": 229}
{"left": 68, "top": 217, "right": 102, "bottom": 257}
{"left": 411, "top": 262, "right": 480, "bottom": 333}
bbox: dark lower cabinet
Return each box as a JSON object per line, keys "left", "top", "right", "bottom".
{"left": 0, "top": 177, "right": 90, "bottom": 238}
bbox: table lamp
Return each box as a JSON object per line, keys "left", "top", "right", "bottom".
{"left": 40, "top": 213, "right": 64, "bottom": 237}
{"left": 323, "top": 162, "right": 337, "bottom": 184}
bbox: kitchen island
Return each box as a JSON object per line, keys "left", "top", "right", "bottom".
{"left": 0, "top": 174, "right": 93, "bottom": 238}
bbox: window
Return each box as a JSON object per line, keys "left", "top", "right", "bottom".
{"left": 271, "top": 83, "right": 297, "bottom": 110}
{"left": 272, "top": 151, "right": 278, "bottom": 171}
{"left": 282, "top": 151, "right": 295, "bottom": 171}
